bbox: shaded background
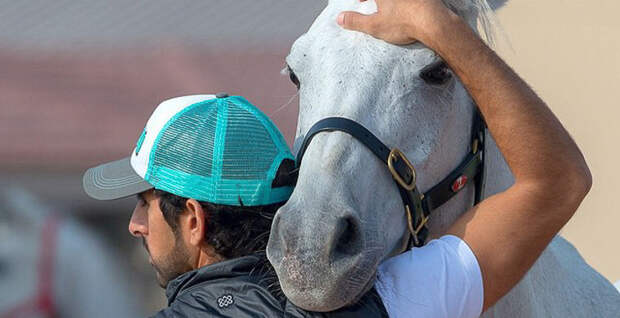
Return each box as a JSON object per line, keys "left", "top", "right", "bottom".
{"left": 494, "top": 0, "right": 620, "bottom": 288}
{"left": 0, "top": 0, "right": 617, "bottom": 315}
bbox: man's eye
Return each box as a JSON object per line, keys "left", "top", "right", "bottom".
{"left": 420, "top": 61, "right": 452, "bottom": 85}
{"left": 288, "top": 66, "right": 300, "bottom": 90}
{"left": 137, "top": 196, "right": 147, "bottom": 207}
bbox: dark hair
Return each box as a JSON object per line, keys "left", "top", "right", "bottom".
{"left": 153, "top": 158, "right": 296, "bottom": 260}
{"left": 152, "top": 159, "right": 296, "bottom": 297}
{"left": 154, "top": 189, "right": 285, "bottom": 260}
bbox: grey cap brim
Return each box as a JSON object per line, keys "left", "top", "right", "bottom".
{"left": 83, "top": 157, "right": 153, "bottom": 200}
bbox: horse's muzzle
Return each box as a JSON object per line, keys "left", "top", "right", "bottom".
{"left": 267, "top": 204, "right": 375, "bottom": 312}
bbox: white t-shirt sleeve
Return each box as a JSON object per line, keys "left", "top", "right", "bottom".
{"left": 374, "top": 235, "right": 483, "bottom": 318}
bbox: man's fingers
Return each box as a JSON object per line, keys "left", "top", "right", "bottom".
{"left": 337, "top": 11, "right": 377, "bottom": 34}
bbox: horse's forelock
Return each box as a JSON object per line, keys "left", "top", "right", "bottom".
{"left": 326, "top": 0, "right": 503, "bottom": 47}
{"left": 442, "top": 0, "right": 506, "bottom": 47}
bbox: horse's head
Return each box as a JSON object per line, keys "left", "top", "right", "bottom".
{"left": 267, "top": 0, "right": 506, "bottom": 311}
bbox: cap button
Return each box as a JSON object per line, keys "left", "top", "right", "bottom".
{"left": 216, "top": 92, "right": 229, "bottom": 99}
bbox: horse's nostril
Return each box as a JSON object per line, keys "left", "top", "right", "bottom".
{"left": 332, "top": 216, "right": 362, "bottom": 261}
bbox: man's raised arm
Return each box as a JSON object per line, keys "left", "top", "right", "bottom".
{"left": 338, "top": 0, "right": 592, "bottom": 311}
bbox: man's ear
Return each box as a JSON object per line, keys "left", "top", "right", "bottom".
{"left": 184, "top": 199, "right": 206, "bottom": 247}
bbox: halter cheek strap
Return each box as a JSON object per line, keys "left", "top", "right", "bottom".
{"left": 294, "top": 113, "right": 486, "bottom": 248}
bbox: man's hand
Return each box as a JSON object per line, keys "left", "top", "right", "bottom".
{"left": 337, "top": 0, "right": 457, "bottom": 46}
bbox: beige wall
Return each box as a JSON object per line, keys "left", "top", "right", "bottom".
{"left": 495, "top": 1, "right": 619, "bottom": 283}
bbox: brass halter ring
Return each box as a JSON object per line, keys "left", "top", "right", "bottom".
{"left": 406, "top": 205, "right": 429, "bottom": 235}
{"left": 387, "top": 148, "right": 417, "bottom": 191}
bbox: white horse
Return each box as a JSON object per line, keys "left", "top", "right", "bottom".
{"left": 267, "top": 0, "right": 620, "bottom": 316}
{"left": 0, "top": 187, "right": 141, "bottom": 318}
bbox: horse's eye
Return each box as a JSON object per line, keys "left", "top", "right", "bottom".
{"left": 288, "top": 66, "right": 300, "bottom": 90}
{"left": 420, "top": 61, "right": 452, "bottom": 85}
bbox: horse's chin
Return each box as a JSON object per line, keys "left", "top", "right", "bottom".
{"left": 350, "top": 271, "right": 378, "bottom": 303}
{"left": 276, "top": 252, "right": 378, "bottom": 312}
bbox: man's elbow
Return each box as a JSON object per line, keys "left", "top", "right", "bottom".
{"left": 527, "top": 157, "right": 592, "bottom": 210}
{"left": 571, "top": 162, "right": 593, "bottom": 201}
{"left": 567, "top": 151, "right": 592, "bottom": 197}
{"left": 550, "top": 158, "right": 593, "bottom": 207}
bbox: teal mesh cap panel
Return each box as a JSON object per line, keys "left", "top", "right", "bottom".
{"left": 222, "top": 101, "right": 278, "bottom": 180}
{"left": 145, "top": 96, "right": 294, "bottom": 206}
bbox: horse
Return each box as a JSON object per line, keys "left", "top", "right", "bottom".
{"left": 0, "top": 186, "right": 141, "bottom": 318}
{"left": 266, "top": 0, "right": 620, "bottom": 316}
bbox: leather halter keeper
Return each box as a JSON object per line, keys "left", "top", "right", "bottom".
{"left": 294, "top": 113, "right": 486, "bottom": 248}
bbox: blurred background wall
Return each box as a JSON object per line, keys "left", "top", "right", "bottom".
{"left": 494, "top": 0, "right": 620, "bottom": 286}
{"left": 0, "top": 1, "right": 325, "bottom": 315}
{"left": 0, "top": 0, "right": 617, "bottom": 316}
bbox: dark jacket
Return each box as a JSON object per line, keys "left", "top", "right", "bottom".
{"left": 150, "top": 255, "right": 388, "bottom": 317}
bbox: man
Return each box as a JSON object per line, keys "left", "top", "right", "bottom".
{"left": 84, "top": 94, "right": 387, "bottom": 317}
{"left": 83, "top": 1, "right": 591, "bottom": 317}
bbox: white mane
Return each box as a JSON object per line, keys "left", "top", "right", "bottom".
{"left": 446, "top": 0, "right": 506, "bottom": 46}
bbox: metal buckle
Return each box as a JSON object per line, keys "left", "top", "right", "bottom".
{"left": 405, "top": 206, "right": 416, "bottom": 237}
{"left": 414, "top": 213, "right": 429, "bottom": 235}
{"left": 407, "top": 205, "right": 429, "bottom": 246}
{"left": 405, "top": 205, "right": 428, "bottom": 240}
{"left": 388, "top": 148, "right": 417, "bottom": 191}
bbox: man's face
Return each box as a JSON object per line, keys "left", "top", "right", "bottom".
{"left": 128, "top": 190, "right": 192, "bottom": 288}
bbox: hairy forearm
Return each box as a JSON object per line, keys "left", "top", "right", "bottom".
{"left": 422, "top": 10, "right": 592, "bottom": 310}
{"left": 423, "top": 12, "right": 591, "bottom": 198}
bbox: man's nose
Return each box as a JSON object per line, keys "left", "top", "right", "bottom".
{"left": 128, "top": 204, "right": 148, "bottom": 237}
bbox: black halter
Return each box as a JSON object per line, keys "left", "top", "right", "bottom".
{"left": 294, "top": 112, "right": 486, "bottom": 247}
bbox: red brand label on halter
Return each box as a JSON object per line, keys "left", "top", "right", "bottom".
{"left": 451, "top": 175, "right": 468, "bottom": 192}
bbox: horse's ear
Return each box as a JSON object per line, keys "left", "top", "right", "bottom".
{"left": 487, "top": 0, "right": 508, "bottom": 10}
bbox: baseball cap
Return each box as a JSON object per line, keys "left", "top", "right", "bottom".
{"left": 83, "top": 94, "right": 295, "bottom": 206}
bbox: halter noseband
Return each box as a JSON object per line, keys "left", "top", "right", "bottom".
{"left": 294, "top": 112, "right": 486, "bottom": 247}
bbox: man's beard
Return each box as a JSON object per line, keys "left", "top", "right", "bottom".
{"left": 143, "top": 234, "right": 193, "bottom": 288}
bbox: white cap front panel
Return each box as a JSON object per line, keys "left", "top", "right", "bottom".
{"left": 130, "top": 95, "right": 216, "bottom": 178}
